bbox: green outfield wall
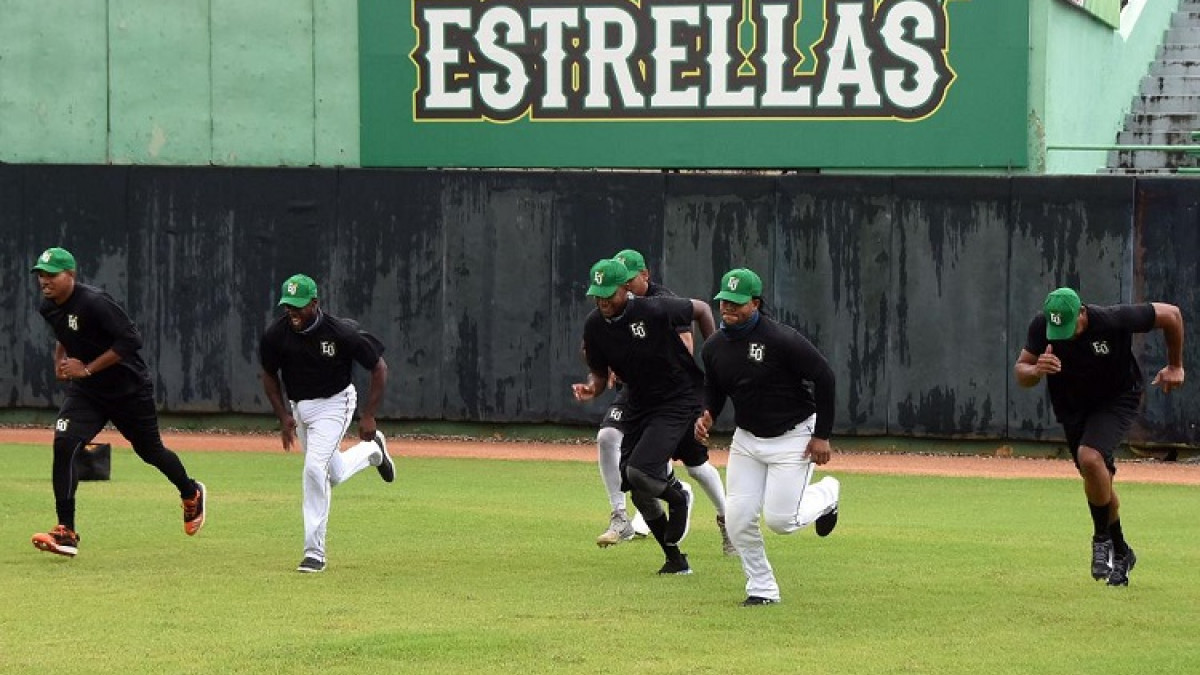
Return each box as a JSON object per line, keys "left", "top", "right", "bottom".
{"left": 0, "top": 0, "right": 359, "bottom": 166}
{"left": 0, "top": 1, "right": 1176, "bottom": 173}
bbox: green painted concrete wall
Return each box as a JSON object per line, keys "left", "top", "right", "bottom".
{"left": 0, "top": 0, "right": 358, "bottom": 166}
{"left": 0, "top": 1, "right": 1181, "bottom": 172}
{"left": 1033, "top": 0, "right": 1177, "bottom": 174}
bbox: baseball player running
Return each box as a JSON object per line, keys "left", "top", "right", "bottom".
{"left": 574, "top": 258, "right": 716, "bottom": 575}
{"left": 259, "top": 274, "right": 395, "bottom": 573}
{"left": 594, "top": 249, "right": 734, "bottom": 556}
{"left": 695, "top": 268, "right": 840, "bottom": 606}
{"left": 30, "top": 247, "right": 206, "bottom": 557}
{"left": 1014, "top": 287, "right": 1184, "bottom": 586}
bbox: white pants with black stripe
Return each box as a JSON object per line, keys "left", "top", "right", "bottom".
{"left": 726, "top": 415, "right": 840, "bottom": 601}
{"left": 292, "top": 384, "right": 381, "bottom": 562}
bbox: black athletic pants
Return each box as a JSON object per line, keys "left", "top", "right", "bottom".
{"left": 52, "top": 385, "right": 195, "bottom": 529}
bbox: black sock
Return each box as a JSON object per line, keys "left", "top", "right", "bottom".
{"left": 1088, "top": 501, "right": 1111, "bottom": 540}
{"left": 663, "top": 543, "right": 684, "bottom": 564}
{"left": 1109, "top": 520, "right": 1129, "bottom": 556}
{"left": 645, "top": 514, "right": 669, "bottom": 548}
{"left": 55, "top": 499, "right": 75, "bottom": 532}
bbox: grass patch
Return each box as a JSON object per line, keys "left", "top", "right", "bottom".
{"left": 1, "top": 444, "right": 1199, "bottom": 674}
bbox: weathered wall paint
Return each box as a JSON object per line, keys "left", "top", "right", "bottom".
{"left": 4, "top": 166, "right": 1196, "bottom": 445}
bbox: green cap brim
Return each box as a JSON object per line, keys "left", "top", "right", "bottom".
{"left": 587, "top": 284, "right": 621, "bottom": 298}
{"left": 714, "top": 290, "right": 753, "bottom": 304}
{"left": 1046, "top": 316, "right": 1077, "bottom": 340}
{"left": 31, "top": 263, "right": 67, "bottom": 274}
{"left": 279, "top": 297, "right": 313, "bottom": 308}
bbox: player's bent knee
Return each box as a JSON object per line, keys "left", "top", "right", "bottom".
{"left": 597, "top": 427, "right": 622, "bottom": 453}
{"left": 625, "top": 465, "right": 666, "bottom": 496}
{"left": 763, "top": 511, "right": 800, "bottom": 535}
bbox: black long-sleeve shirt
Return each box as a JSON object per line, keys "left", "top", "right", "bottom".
{"left": 39, "top": 282, "right": 151, "bottom": 398}
{"left": 701, "top": 315, "right": 836, "bottom": 439}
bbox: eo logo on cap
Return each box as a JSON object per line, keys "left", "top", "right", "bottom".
{"left": 278, "top": 274, "right": 319, "bottom": 308}
{"left": 714, "top": 268, "right": 762, "bottom": 304}
{"left": 31, "top": 247, "right": 77, "bottom": 274}
{"left": 587, "top": 258, "right": 632, "bottom": 298}
{"left": 1043, "top": 288, "right": 1081, "bottom": 340}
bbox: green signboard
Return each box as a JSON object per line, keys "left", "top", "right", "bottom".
{"left": 360, "top": 0, "right": 1029, "bottom": 169}
{"left": 1059, "top": 0, "right": 1121, "bottom": 29}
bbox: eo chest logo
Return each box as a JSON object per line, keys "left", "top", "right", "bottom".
{"left": 411, "top": 0, "right": 954, "bottom": 122}
{"left": 67, "top": 315, "right": 79, "bottom": 331}
{"left": 1091, "top": 341, "right": 1110, "bottom": 356}
{"left": 320, "top": 341, "right": 337, "bottom": 357}
{"left": 630, "top": 321, "right": 647, "bottom": 338}
{"left": 749, "top": 343, "right": 765, "bottom": 362}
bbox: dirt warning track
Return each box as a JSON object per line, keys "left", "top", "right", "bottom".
{"left": 3, "top": 428, "right": 1198, "bottom": 485}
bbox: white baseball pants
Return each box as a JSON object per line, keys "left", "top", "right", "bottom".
{"left": 292, "top": 384, "right": 382, "bottom": 562}
{"left": 726, "top": 415, "right": 840, "bottom": 601}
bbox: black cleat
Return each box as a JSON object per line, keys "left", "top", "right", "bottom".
{"left": 374, "top": 431, "right": 395, "bottom": 483}
{"left": 1107, "top": 548, "right": 1136, "bottom": 587}
{"left": 297, "top": 556, "right": 326, "bottom": 573}
{"left": 815, "top": 503, "right": 839, "bottom": 537}
{"left": 657, "top": 554, "right": 692, "bottom": 575}
{"left": 1091, "top": 537, "right": 1113, "bottom": 581}
{"left": 740, "top": 596, "right": 779, "bottom": 607}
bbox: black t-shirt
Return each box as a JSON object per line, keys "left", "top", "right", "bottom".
{"left": 701, "top": 315, "right": 836, "bottom": 439}
{"left": 259, "top": 312, "right": 382, "bottom": 401}
{"left": 645, "top": 281, "right": 692, "bottom": 335}
{"left": 1023, "top": 303, "right": 1156, "bottom": 417}
{"left": 583, "top": 296, "right": 703, "bottom": 413}
{"left": 607, "top": 281, "right": 689, "bottom": 405}
{"left": 38, "top": 283, "right": 152, "bottom": 398}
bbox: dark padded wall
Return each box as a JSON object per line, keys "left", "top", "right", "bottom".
{"left": 551, "top": 172, "right": 667, "bottom": 424}
{"left": 335, "top": 170, "right": 445, "bottom": 420}
{"left": 890, "top": 177, "right": 1011, "bottom": 438}
{"left": 776, "top": 176, "right": 893, "bottom": 436}
{"left": 662, "top": 173, "right": 776, "bottom": 430}
{"left": 5, "top": 166, "right": 1197, "bottom": 446}
{"left": 1131, "top": 178, "right": 1200, "bottom": 446}
{"left": 1007, "top": 177, "right": 1134, "bottom": 442}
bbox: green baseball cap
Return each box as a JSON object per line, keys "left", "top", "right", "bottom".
{"left": 614, "top": 249, "right": 646, "bottom": 274}
{"left": 714, "top": 268, "right": 763, "bottom": 304}
{"left": 278, "top": 274, "right": 319, "bottom": 308}
{"left": 586, "top": 258, "right": 633, "bottom": 298}
{"left": 31, "top": 247, "right": 76, "bottom": 274}
{"left": 1044, "top": 287, "right": 1081, "bottom": 340}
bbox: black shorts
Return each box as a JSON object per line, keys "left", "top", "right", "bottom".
{"left": 599, "top": 389, "right": 631, "bottom": 433}
{"left": 1060, "top": 392, "right": 1141, "bottom": 475}
{"left": 619, "top": 404, "right": 704, "bottom": 486}
{"left": 56, "top": 385, "right": 165, "bottom": 452}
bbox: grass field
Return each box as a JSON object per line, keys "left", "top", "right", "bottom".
{"left": 2, "top": 442, "right": 1199, "bottom": 675}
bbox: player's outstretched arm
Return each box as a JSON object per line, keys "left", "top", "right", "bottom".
{"left": 1151, "top": 302, "right": 1185, "bottom": 393}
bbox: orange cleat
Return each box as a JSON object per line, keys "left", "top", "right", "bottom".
{"left": 183, "top": 481, "right": 206, "bottom": 536}
{"left": 32, "top": 525, "right": 79, "bottom": 557}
